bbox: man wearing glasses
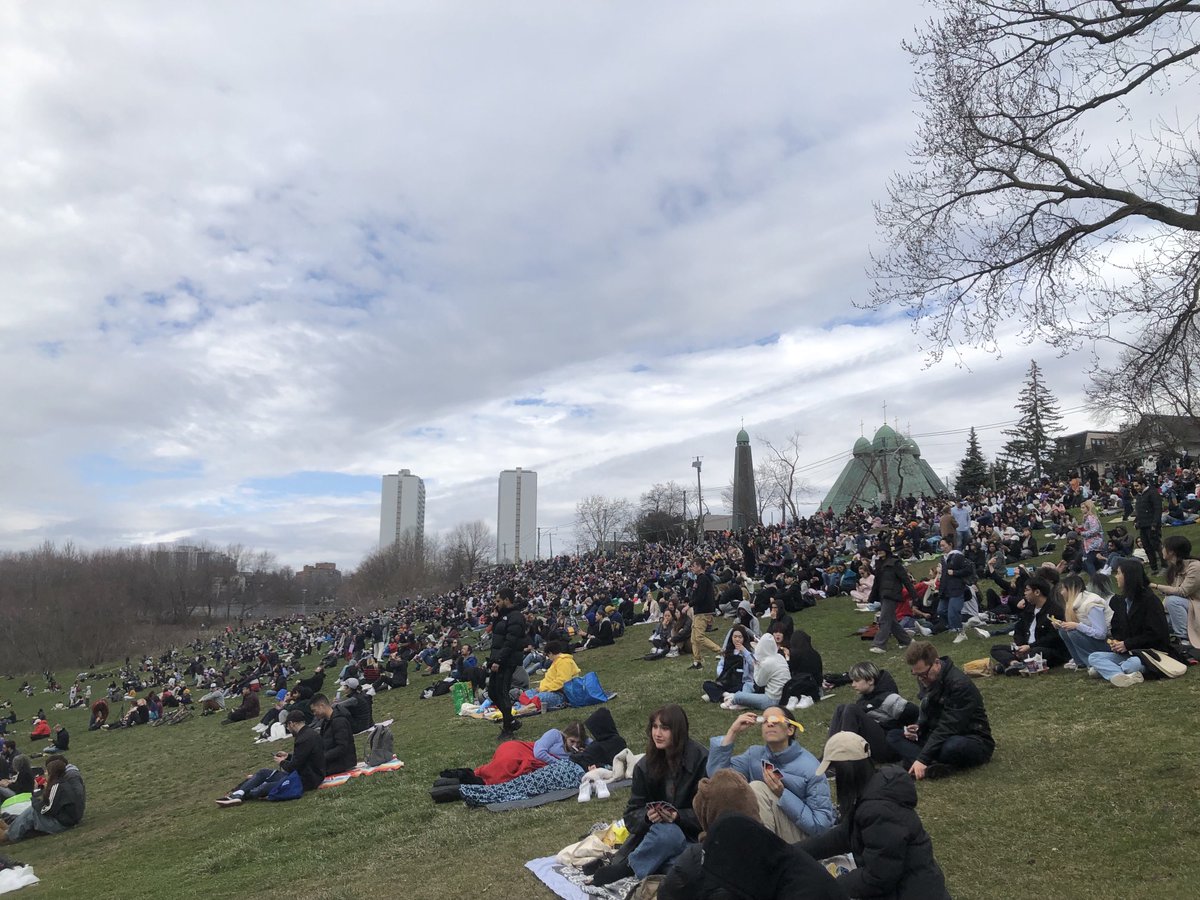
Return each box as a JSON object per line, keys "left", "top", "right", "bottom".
{"left": 886, "top": 642, "right": 994, "bottom": 780}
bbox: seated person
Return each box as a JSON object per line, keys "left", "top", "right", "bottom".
{"left": 703, "top": 625, "right": 755, "bottom": 704}
{"left": 827, "top": 661, "right": 918, "bottom": 764}
{"left": 29, "top": 718, "right": 50, "bottom": 743}
{"left": 311, "top": 694, "right": 356, "bottom": 775}
{"left": 989, "top": 576, "right": 1068, "bottom": 674}
{"left": 44, "top": 725, "right": 69, "bottom": 754}
{"left": 800, "top": 732, "right": 951, "bottom": 899}
{"left": 721, "top": 634, "right": 789, "bottom": 711}
{"left": 335, "top": 679, "right": 373, "bottom": 734}
{"left": 665, "top": 611, "right": 692, "bottom": 658}
{"left": 535, "top": 641, "right": 581, "bottom": 711}
{"left": 578, "top": 608, "right": 615, "bottom": 651}
{"left": 590, "top": 705, "right": 707, "bottom": 887}
{"left": 886, "top": 642, "right": 994, "bottom": 780}
{"left": 2, "top": 757, "right": 85, "bottom": 844}
{"left": 782, "top": 630, "right": 824, "bottom": 710}
{"left": 1155, "top": 535, "right": 1200, "bottom": 646}
{"left": 1087, "top": 559, "right": 1171, "bottom": 687}
{"left": 216, "top": 711, "right": 324, "bottom": 805}
{"left": 372, "top": 654, "right": 409, "bottom": 691}
{"left": 1053, "top": 574, "right": 1112, "bottom": 668}
{"left": 224, "top": 686, "right": 261, "bottom": 724}
{"left": 109, "top": 698, "right": 150, "bottom": 729}
{"left": 648, "top": 610, "right": 678, "bottom": 658}
{"left": 198, "top": 684, "right": 226, "bottom": 715}
{"left": 706, "top": 709, "right": 835, "bottom": 842}
{"left": 0, "top": 745, "right": 33, "bottom": 800}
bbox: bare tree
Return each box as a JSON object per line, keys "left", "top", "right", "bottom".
{"left": 447, "top": 520, "right": 494, "bottom": 581}
{"left": 758, "top": 432, "right": 814, "bottom": 523}
{"left": 871, "top": 1, "right": 1200, "bottom": 382}
{"left": 639, "top": 481, "right": 688, "bottom": 518}
{"left": 575, "top": 494, "right": 634, "bottom": 552}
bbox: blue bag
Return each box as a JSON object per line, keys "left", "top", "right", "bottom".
{"left": 561, "top": 672, "right": 610, "bottom": 707}
{"left": 267, "top": 769, "right": 304, "bottom": 801}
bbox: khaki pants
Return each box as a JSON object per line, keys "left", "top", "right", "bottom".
{"left": 690, "top": 613, "right": 722, "bottom": 663}
{"left": 750, "top": 780, "right": 809, "bottom": 843}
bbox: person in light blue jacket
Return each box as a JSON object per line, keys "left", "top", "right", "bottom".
{"left": 531, "top": 721, "right": 588, "bottom": 763}
{"left": 706, "top": 708, "right": 835, "bottom": 843}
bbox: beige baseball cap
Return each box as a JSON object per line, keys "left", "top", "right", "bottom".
{"left": 815, "top": 731, "right": 871, "bottom": 775}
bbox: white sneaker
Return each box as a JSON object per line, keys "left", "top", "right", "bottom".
{"left": 797, "top": 695, "right": 814, "bottom": 710}
{"left": 701, "top": 695, "right": 711, "bottom": 703}
{"left": 965, "top": 615, "right": 982, "bottom": 627}
{"left": 785, "top": 696, "right": 801, "bottom": 711}
{"left": 594, "top": 779, "right": 610, "bottom": 800}
{"left": 1111, "top": 672, "right": 1144, "bottom": 688}
{"left": 953, "top": 632, "right": 968, "bottom": 644}
{"left": 666, "top": 649, "right": 679, "bottom": 658}
{"left": 577, "top": 780, "right": 593, "bottom": 803}
{"left": 1087, "top": 666, "right": 1100, "bottom": 679}
{"left": 917, "top": 624, "right": 933, "bottom": 636}
{"left": 869, "top": 646, "right": 886, "bottom": 655}
{"left": 1062, "top": 660, "right": 1078, "bottom": 671}
{"left": 974, "top": 627, "right": 991, "bottom": 639}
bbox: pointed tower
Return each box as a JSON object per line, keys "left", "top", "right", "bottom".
{"left": 731, "top": 426, "right": 760, "bottom": 531}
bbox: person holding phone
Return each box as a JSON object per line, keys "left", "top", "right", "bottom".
{"left": 706, "top": 708, "right": 835, "bottom": 842}
{"left": 589, "top": 705, "right": 707, "bottom": 887}
{"left": 215, "top": 710, "right": 323, "bottom": 805}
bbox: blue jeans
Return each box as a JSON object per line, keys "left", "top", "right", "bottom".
{"left": 1165, "top": 596, "right": 1190, "bottom": 641}
{"left": 4, "top": 805, "right": 69, "bottom": 842}
{"left": 235, "top": 767, "right": 285, "bottom": 799}
{"left": 629, "top": 822, "right": 689, "bottom": 879}
{"left": 938, "top": 593, "right": 965, "bottom": 632}
{"left": 1086, "top": 651, "right": 1145, "bottom": 682}
{"left": 729, "top": 691, "right": 777, "bottom": 710}
{"left": 536, "top": 690, "right": 566, "bottom": 711}
{"left": 1059, "top": 630, "right": 1109, "bottom": 667}
{"left": 523, "top": 652, "right": 545, "bottom": 674}
{"left": 956, "top": 529, "right": 970, "bottom": 550}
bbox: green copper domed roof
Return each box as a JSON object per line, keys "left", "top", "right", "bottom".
{"left": 871, "top": 423, "right": 899, "bottom": 451}
{"left": 736, "top": 428, "right": 750, "bottom": 444}
{"left": 853, "top": 436, "right": 871, "bottom": 456}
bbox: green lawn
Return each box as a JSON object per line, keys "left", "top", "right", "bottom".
{"left": 6, "top": 526, "right": 1200, "bottom": 899}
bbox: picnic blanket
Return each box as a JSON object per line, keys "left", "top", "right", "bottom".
{"left": 317, "top": 758, "right": 405, "bottom": 790}
{"left": 524, "top": 856, "right": 635, "bottom": 900}
{"left": 484, "top": 778, "right": 632, "bottom": 812}
{"left": 458, "top": 701, "right": 542, "bottom": 721}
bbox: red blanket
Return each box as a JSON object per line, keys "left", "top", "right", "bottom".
{"left": 474, "top": 740, "right": 546, "bottom": 785}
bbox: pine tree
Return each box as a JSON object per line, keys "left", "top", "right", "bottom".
{"left": 1000, "top": 360, "right": 1064, "bottom": 482}
{"left": 955, "top": 427, "right": 989, "bottom": 495}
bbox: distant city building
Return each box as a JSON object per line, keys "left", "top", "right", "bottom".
{"left": 379, "top": 469, "right": 426, "bottom": 548}
{"left": 731, "top": 426, "right": 760, "bottom": 531}
{"left": 152, "top": 544, "right": 234, "bottom": 572}
{"left": 296, "top": 562, "right": 342, "bottom": 599}
{"left": 497, "top": 467, "right": 537, "bottom": 563}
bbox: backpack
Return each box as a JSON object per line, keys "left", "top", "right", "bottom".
{"left": 366, "top": 722, "right": 395, "bottom": 766}
{"left": 266, "top": 769, "right": 304, "bottom": 801}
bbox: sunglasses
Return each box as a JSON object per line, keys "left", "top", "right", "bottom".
{"left": 758, "top": 714, "right": 805, "bottom": 732}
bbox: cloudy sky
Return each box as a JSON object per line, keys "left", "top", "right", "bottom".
{"left": 2, "top": 2, "right": 1113, "bottom": 569}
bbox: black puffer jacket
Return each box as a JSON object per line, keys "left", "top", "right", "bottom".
{"left": 570, "top": 708, "right": 626, "bottom": 770}
{"left": 487, "top": 607, "right": 527, "bottom": 670}
{"left": 281, "top": 724, "right": 326, "bottom": 791}
{"left": 800, "top": 767, "right": 950, "bottom": 900}
{"left": 319, "top": 708, "right": 358, "bottom": 774}
{"left": 1134, "top": 485, "right": 1162, "bottom": 529}
{"left": 625, "top": 739, "right": 708, "bottom": 840}
{"left": 917, "top": 658, "right": 994, "bottom": 765}
{"left": 868, "top": 557, "right": 915, "bottom": 604}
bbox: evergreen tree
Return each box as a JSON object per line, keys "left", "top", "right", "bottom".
{"left": 955, "top": 427, "right": 989, "bottom": 495}
{"left": 1000, "top": 361, "right": 1064, "bottom": 482}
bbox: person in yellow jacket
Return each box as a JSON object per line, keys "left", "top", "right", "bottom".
{"left": 536, "top": 641, "right": 581, "bottom": 711}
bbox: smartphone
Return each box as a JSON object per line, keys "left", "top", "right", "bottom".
{"left": 761, "top": 760, "right": 778, "bottom": 777}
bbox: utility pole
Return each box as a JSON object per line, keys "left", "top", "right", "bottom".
{"left": 692, "top": 456, "right": 704, "bottom": 538}
{"left": 537, "top": 526, "right": 542, "bottom": 560}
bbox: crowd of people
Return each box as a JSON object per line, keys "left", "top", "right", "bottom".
{"left": 1, "top": 461, "right": 1195, "bottom": 896}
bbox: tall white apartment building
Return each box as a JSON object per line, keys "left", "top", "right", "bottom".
{"left": 497, "top": 467, "right": 537, "bottom": 564}
{"left": 379, "top": 469, "right": 426, "bottom": 548}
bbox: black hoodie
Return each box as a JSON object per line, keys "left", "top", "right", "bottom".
{"left": 800, "top": 766, "right": 950, "bottom": 900}
{"left": 570, "top": 708, "right": 626, "bottom": 770}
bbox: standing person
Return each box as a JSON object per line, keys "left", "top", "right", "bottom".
{"left": 487, "top": 588, "right": 527, "bottom": 739}
{"left": 1086, "top": 559, "right": 1171, "bottom": 688}
{"left": 1155, "top": 535, "right": 1200, "bottom": 647}
{"left": 936, "top": 537, "right": 974, "bottom": 644}
{"left": 887, "top": 642, "right": 994, "bottom": 780}
{"left": 868, "top": 544, "right": 916, "bottom": 654}
{"left": 951, "top": 499, "right": 972, "bottom": 550}
{"left": 799, "top": 733, "right": 951, "bottom": 899}
{"left": 1133, "top": 475, "right": 1164, "bottom": 574}
{"left": 688, "top": 559, "right": 722, "bottom": 671}
{"left": 1078, "top": 499, "right": 1105, "bottom": 576}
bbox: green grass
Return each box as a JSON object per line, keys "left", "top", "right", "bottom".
{"left": 7, "top": 524, "right": 1200, "bottom": 899}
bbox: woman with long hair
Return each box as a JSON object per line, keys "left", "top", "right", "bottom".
{"left": 3, "top": 756, "right": 86, "bottom": 843}
{"left": 1086, "top": 559, "right": 1171, "bottom": 687}
{"left": 589, "top": 704, "right": 707, "bottom": 887}
{"left": 703, "top": 625, "right": 754, "bottom": 703}
{"left": 1153, "top": 534, "right": 1200, "bottom": 646}
{"left": 1053, "top": 573, "right": 1112, "bottom": 670}
{"left": 800, "top": 733, "right": 950, "bottom": 899}
{"left": 1077, "top": 499, "right": 1105, "bottom": 575}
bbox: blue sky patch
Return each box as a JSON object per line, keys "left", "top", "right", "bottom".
{"left": 77, "top": 454, "right": 203, "bottom": 487}
{"left": 243, "top": 471, "right": 380, "bottom": 497}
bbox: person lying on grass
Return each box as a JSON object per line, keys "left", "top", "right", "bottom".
{"left": 1, "top": 756, "right": 85, "bottom": 845}
{"left": 216, "top": 710, "right": 324, "bottom": 806}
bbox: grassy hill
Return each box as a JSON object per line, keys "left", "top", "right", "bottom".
{"left": 6, "top": 526, "right": 1200, "bottom": 899}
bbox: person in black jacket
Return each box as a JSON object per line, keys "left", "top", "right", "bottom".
{"left": 800, "top": 732, "right": 950, "bottom": 900}
{"left": 3, "top": 757, "right": 86, "bottom": 843}
{"left": 217, "top": 711, "right": 325, "bottom": 805}
{"left": 590, "top": 704, "right": 708, "bottom": 887}
{"left": 1132, "top": 475, "right": 1164, "bottom": 572}
{"left": 886, "top": 642, "right": 994, "bottom": 780}
{"left": 688, "top": 560, "right": 722, "bottom": 670}
{"left": 1086, "top": 558, "right": 1171, "bottom": 687}
{"left": 827, "top": 662, "right": 917, "bottom": 763}
{"left": 487, "top": 587, "right": 526, "bottom": 738}
{"left": 869, "top": 544, "right": 916, "bottom": 653}
{"left": 335, "top": 679, "right": 373, "bottom": 733}
{"left": 989, "top": 575, "right": 1069, "bottom": 673}
{"left": 311, "top": 695, "right": 357, "bottom": 775}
